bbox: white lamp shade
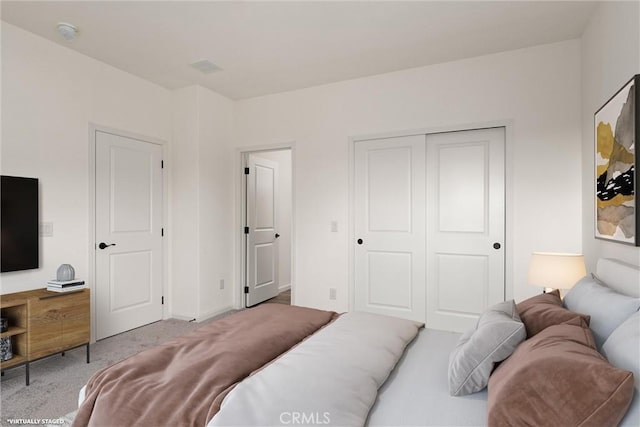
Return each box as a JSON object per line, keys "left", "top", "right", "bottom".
{"left": 528, "top": 252, "right": 587, "bottom": 290}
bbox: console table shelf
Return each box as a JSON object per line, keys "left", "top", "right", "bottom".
{"left": 1, "top": 288, "right": 90, "bottom": 385}
{"left": 0, "top": 326, "right": 27, "bottom": 338}
{"left": 0, "top": 297, "right": 27, "bottom": 375}
{"left": 1, "top": 354, "right": 27, "bottom": 369}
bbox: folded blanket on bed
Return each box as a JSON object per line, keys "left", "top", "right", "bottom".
{"left": 72, "top": 304, "right": 338, "bottom": 427}
{"left": 210, "top": 312, "right": 423, "bottom": 427}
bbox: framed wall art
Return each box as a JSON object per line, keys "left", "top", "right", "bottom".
{"left": 595, "top": 74, "right": 639, "bottom": 246}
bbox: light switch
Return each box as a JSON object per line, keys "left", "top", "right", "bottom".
{"left": 330, "top": 221, "right": 338, "bottom": 232}
{"left": 40, "top": 222, "right": 53, "bottom": 237}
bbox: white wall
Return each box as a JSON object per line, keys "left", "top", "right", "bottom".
{"left": 256, "top": 149, "right": 292, "bottom": 290}
{"left": 2, "top": 17, "right": 606, "bottom": 326}
{"left": 0, "top": 23, "right": 172, "bottom": 295}
{"left": 581, "top": 1, "right": 640, "bottom": 272}
{"left": 171, "top": 85, "right": 235, "bottom": 320}
{"left": 234, "top": 40, "right": 583, "bottom": 312}
{"left": 170, "top": 86, "right": 199, "bottom": 318}
{"left": 197, "top": 86, "right": 235, "bottom": 318}
{"left": 1, "top": 24, "right": 235, "bottom": 323}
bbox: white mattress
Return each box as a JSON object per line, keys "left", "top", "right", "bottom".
{"left": 367, "top": 328, "right": 487, "bottom": 426}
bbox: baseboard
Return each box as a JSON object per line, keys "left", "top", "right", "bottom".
{"left": 278, "top": 283, "right": 291, "bottom": 292}
{"left": 170, "top": 314, "right": 197, "bottom": 322}
{"left": 197, "top": 306, "right": 235, "bottom": 322}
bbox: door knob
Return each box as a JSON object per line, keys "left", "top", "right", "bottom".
{"left": 357, "top": 239, "right": 363, "bottom": 245}
{"left": 493, "top": 242, "right": 501, "bottom": 250}
{"left": 98, "top": 242, "right": 116, "bottom": 250}
{"left": 275, "top": 233, "right": 280, "bottom": 239}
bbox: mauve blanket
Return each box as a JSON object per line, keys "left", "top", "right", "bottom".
{"left": 72, "top": 304, "right": 337, "bottom": 427}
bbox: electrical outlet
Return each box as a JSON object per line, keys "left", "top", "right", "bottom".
{"left": 329, "top": 288, "right": 337, "bottom": 300}
{"left": 331, "top": 221, "right": 338, "bottom": 232}
{"left": 219, "top": 279, "right": 225, "bottom": 290}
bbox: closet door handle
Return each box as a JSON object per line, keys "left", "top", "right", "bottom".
{"left": 493, "top": 242, "right": 501, "bottom": 250}
{"left": 357, "top": 239, "right": 364, "bottom": 245}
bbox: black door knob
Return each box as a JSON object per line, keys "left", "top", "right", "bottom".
{"left": 275, "top": 233, "right": 280, "bottom": 239}
{"left": 98, "top": 242, "right": 116, "bottom": 250}
{"left": 493, "top": 242, "right": 501, "bottom": 250}
{"left": 357, "top": 239, "right": 363, "bottom": 245}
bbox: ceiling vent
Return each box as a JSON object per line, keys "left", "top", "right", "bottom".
{"left": 189, "top": 60, "right": 222, "bottom": 74}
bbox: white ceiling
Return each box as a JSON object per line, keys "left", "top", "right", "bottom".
{"left": 1, "top": 1, "right": 597, "bottom": 100}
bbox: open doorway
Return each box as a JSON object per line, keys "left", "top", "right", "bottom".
{"left": 241, "top": 148, "right": 293, "bottom": 307}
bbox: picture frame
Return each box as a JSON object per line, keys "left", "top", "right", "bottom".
{"left": 594, "top": 74, "right": 639, "bottom": 246}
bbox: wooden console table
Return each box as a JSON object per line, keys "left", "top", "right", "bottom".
{"left": 0, "top": 288, "right": 90, "bottom": 385}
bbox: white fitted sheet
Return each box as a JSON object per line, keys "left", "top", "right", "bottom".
{"left": 367, "top": 328, "right": 488, "bottom": 426}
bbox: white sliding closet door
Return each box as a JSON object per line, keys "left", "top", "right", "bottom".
{"left": 353, "top": 127, "right": 505, "bottom": 332}
{"left": 354, "top": 135, "right": 426, "bottom": 322}
{"left": 426, "top": 127, "right": 505, "bottom": 332}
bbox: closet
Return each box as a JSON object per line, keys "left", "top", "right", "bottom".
{"left": 354, "top": 127, "right": 505, "bottom": 332}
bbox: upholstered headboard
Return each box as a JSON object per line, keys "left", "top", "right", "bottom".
{"left": 596, "top": 258, "right": 640, "bottom": 298}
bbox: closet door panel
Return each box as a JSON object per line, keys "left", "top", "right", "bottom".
{"left": 426, "top": 127, "right": 505, "bottom": 332}
{"left": 354, "top": 135, "right": 426, "bottom": 322}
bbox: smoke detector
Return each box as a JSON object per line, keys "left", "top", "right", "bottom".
{"left": 57, "top": 22, "right": 78, "bottom": 41}
{"left": 189, "top": 59, "right": 222, "bottom": 74}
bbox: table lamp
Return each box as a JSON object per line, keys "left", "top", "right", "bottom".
{"left": 528, "top": 252, "right": 587, "bottom": 295}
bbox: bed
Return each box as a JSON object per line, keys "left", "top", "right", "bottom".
{"left": 369, "top": 257, "right": 640, "bottom": 426}
{"left": 73, "top": 258, "right": 640, "bottom": 426}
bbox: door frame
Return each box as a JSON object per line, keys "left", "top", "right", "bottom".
{"left": 348, "top": 120, "right": 514, "bottom": 315}
{"left": 88, "top": 123, "right": 169, "bottom": 342}
{"left": 235, "top": 142, "right": 296, "bottom": 309}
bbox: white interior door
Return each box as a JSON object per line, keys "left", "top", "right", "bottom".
{"left": 95, "top": 131, "right": 163, "bottom": 340}
{"left": 246, "top": 154, "right": 280, "bottom": 307}
{"left": 426, "top": 127, "right": 505, "bottom": 332}
{"left": 354, "top": 135, "right": 426, "bottom": 322}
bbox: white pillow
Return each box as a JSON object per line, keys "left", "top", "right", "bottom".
{"left": 563, "top": 275, "right": 640, "bottom": 349}
{"left": 448, "top": 300, "right": 526, "bottom": 396}
{"left": 602, "top": 311, "right": 640, "bottom": 427}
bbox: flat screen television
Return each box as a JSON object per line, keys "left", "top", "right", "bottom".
{"left": 1, "top": 175, "right": 39, "bottom": 272}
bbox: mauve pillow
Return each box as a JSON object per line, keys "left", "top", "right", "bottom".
{"left": 448, "top": 300, "right": 526, "bottom": 396}
{"left": 487, "top": 322, "right": 635, "bottom": 427}
{"left": 516, "top": 289, "right": 590, "bottom": 337}
{"left": 564, "top": 274, "right": 640, "bottom": 349}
